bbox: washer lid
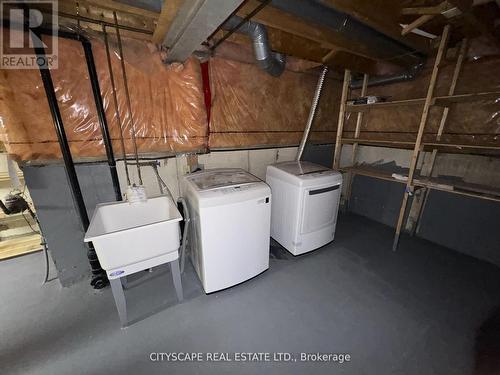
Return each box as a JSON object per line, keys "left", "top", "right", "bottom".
{"left": 272, "top": 161, "right": 331, "bottom": 176}
{"left": 186, "top": 168, "right": 261, "bottom": 191}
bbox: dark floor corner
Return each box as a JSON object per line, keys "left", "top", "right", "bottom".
{"left": 1, "top": 213, "right": 500, "bottom": 375}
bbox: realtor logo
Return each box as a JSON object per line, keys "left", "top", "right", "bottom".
{"left": 0, "top": 0, "right": 58, "bottom": 69}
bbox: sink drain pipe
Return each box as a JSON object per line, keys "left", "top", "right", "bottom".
{"left": 147, "top": 161, "right": 190, "bottom": 274}
{"left": 296, "top": 66, "right": 329, "bottom": 161}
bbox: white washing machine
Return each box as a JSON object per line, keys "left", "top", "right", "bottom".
{"left": 181, "top": 168, "right": 271, "bottom": 293}
{"left": 266, "top": 161, "right": 342, "bottom": 256}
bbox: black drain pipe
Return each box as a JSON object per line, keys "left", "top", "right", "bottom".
{"left": 33, "top": 31, "right": 108, "bottom": 289}
{"left": 48, "top": 29, "right": 122, "bottom": 201}
{"left": 81, "top": 40, "right": 122, "bottom": 201}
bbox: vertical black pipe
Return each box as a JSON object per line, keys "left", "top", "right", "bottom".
{"left": 81, "top": 40, "right": 122, "bottom": 201}
{"left": 33, "top": 35, "right": 108, "bottom": 289}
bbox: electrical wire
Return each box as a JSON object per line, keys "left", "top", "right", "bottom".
{"left": 22, "top": 211, "right": 40, "bottom": 234}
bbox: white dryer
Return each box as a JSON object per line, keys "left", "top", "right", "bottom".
{"left": 266, "top": 161, "right": 342, "bottom": 256}
{"left": 181, "top": 168, "right": 271, "bottom": 293}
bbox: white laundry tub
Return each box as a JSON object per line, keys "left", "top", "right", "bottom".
{"left": 85, "top": 195, "right": 182, "bottom": 278}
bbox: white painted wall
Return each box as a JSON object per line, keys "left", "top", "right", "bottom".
{"left": 114, "top": 143, "right": 500, "bottom": 202}
{"left": 115, "top": 147, "right": 299, "bottom": 200}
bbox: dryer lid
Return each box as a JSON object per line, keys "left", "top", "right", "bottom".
{"left": 187, "top": 169, "right": 261, "bottom": 191}
{"left": 272, "top": 161, "right": 331, "bottom": 176}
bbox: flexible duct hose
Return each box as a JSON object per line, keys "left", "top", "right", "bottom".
{"left": 296, "top": 66, "right": 329, "bottom": 161}
{"left": 221, "top": 15, "right": 286, "bottom": 77}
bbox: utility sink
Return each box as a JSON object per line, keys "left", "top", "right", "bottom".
{"left": 85, "top": 195, "right": 182, "bottom": 278}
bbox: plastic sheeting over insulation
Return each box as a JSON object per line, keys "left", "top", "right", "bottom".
{"left": 0, "top": 35, "right": 208, "bottom": 161}
{"left": 1, "top": 33, "right": 498, "bottom": 162}
{"left": 208, "top": 57, "right": 341, "bottom": 149}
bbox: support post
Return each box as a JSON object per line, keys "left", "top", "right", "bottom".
{"left": 392, "top": 25, "right": 450, "bottom": 251}
{"left": 412, "top": 38, "right": 468, "bottom": 235}
{"left": 333, "top": 69, "right": 351, "bottom": 170}
{"left": 344, "top": 73, "right": 368, "bottom": 208}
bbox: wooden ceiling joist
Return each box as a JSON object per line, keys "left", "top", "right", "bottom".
{"left": 319, "top": 0, "right": 430, "bottom": 53}
{"left": 402, "top": 2, "right": 453, "bottom": 15}
{"left": 152, "top": 0, "right": 183, "bottom": 44}
{"left": 20, "top": 0, "right": 160, "bottom": 40}
{"left": 237, "top": 0, "right": 378, "bottom": 61}
{"left": 236, "top": 0, "right": 432, "bottom": 70}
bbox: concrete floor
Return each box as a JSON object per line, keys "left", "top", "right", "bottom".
{"left": 1, "top": 213, "right": 500, "bottom": 375}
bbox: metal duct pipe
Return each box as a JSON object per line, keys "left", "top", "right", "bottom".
{"left": 221, "top": 15, "right": 286, "bottom": 77}
{"left": 350, "top": 62, "right": 425, "bottom": 89}
{"left": 296, "top": 66, "right": 329, "bottom": 161}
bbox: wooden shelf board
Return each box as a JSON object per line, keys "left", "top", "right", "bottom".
{"left": 346, "top": 91, "right": 500, "bottom": 112}
{"left": 341, "top": 165, "right": 500, "bottom": 203}
{"left": 341, "top": 138, "right": 500, "bottom": 151}
{"left": 346, "top": 98, "right": 425, "bottom": 112}
{"left": 433, "top": 91, "right": 500, "bottom": 106}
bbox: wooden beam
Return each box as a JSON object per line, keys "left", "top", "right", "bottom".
{"left": 333, "top": 69, "right": 351, "bottom": 170}
{"left": 402, "top": 14, "right": 436, "bottom": 36}
{"left": 57, "top": 0, "right": 157, "bottom": 33}
{"left": 152, "top": 0, "right": 183, "bottom": 44}
{"left": 214, "top": 29, "right": 329, "bottom": 63}
{"left": 392, "top": 25, "right": 451, "bottom": 251}
{"left": 83, "top": 0, "right": 160, "bottom": 19}
{"left": 401, "top": 2, "right": 452, "bottom": 15}
{"left": 322, "top": 50, "right": 381, "bottom": 75}
{"left": 58, "top": 17, "right": 153, "bottom": 40}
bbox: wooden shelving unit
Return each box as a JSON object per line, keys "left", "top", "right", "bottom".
{"left": 333, "top": 25, "right": 500, "bottom": 250}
